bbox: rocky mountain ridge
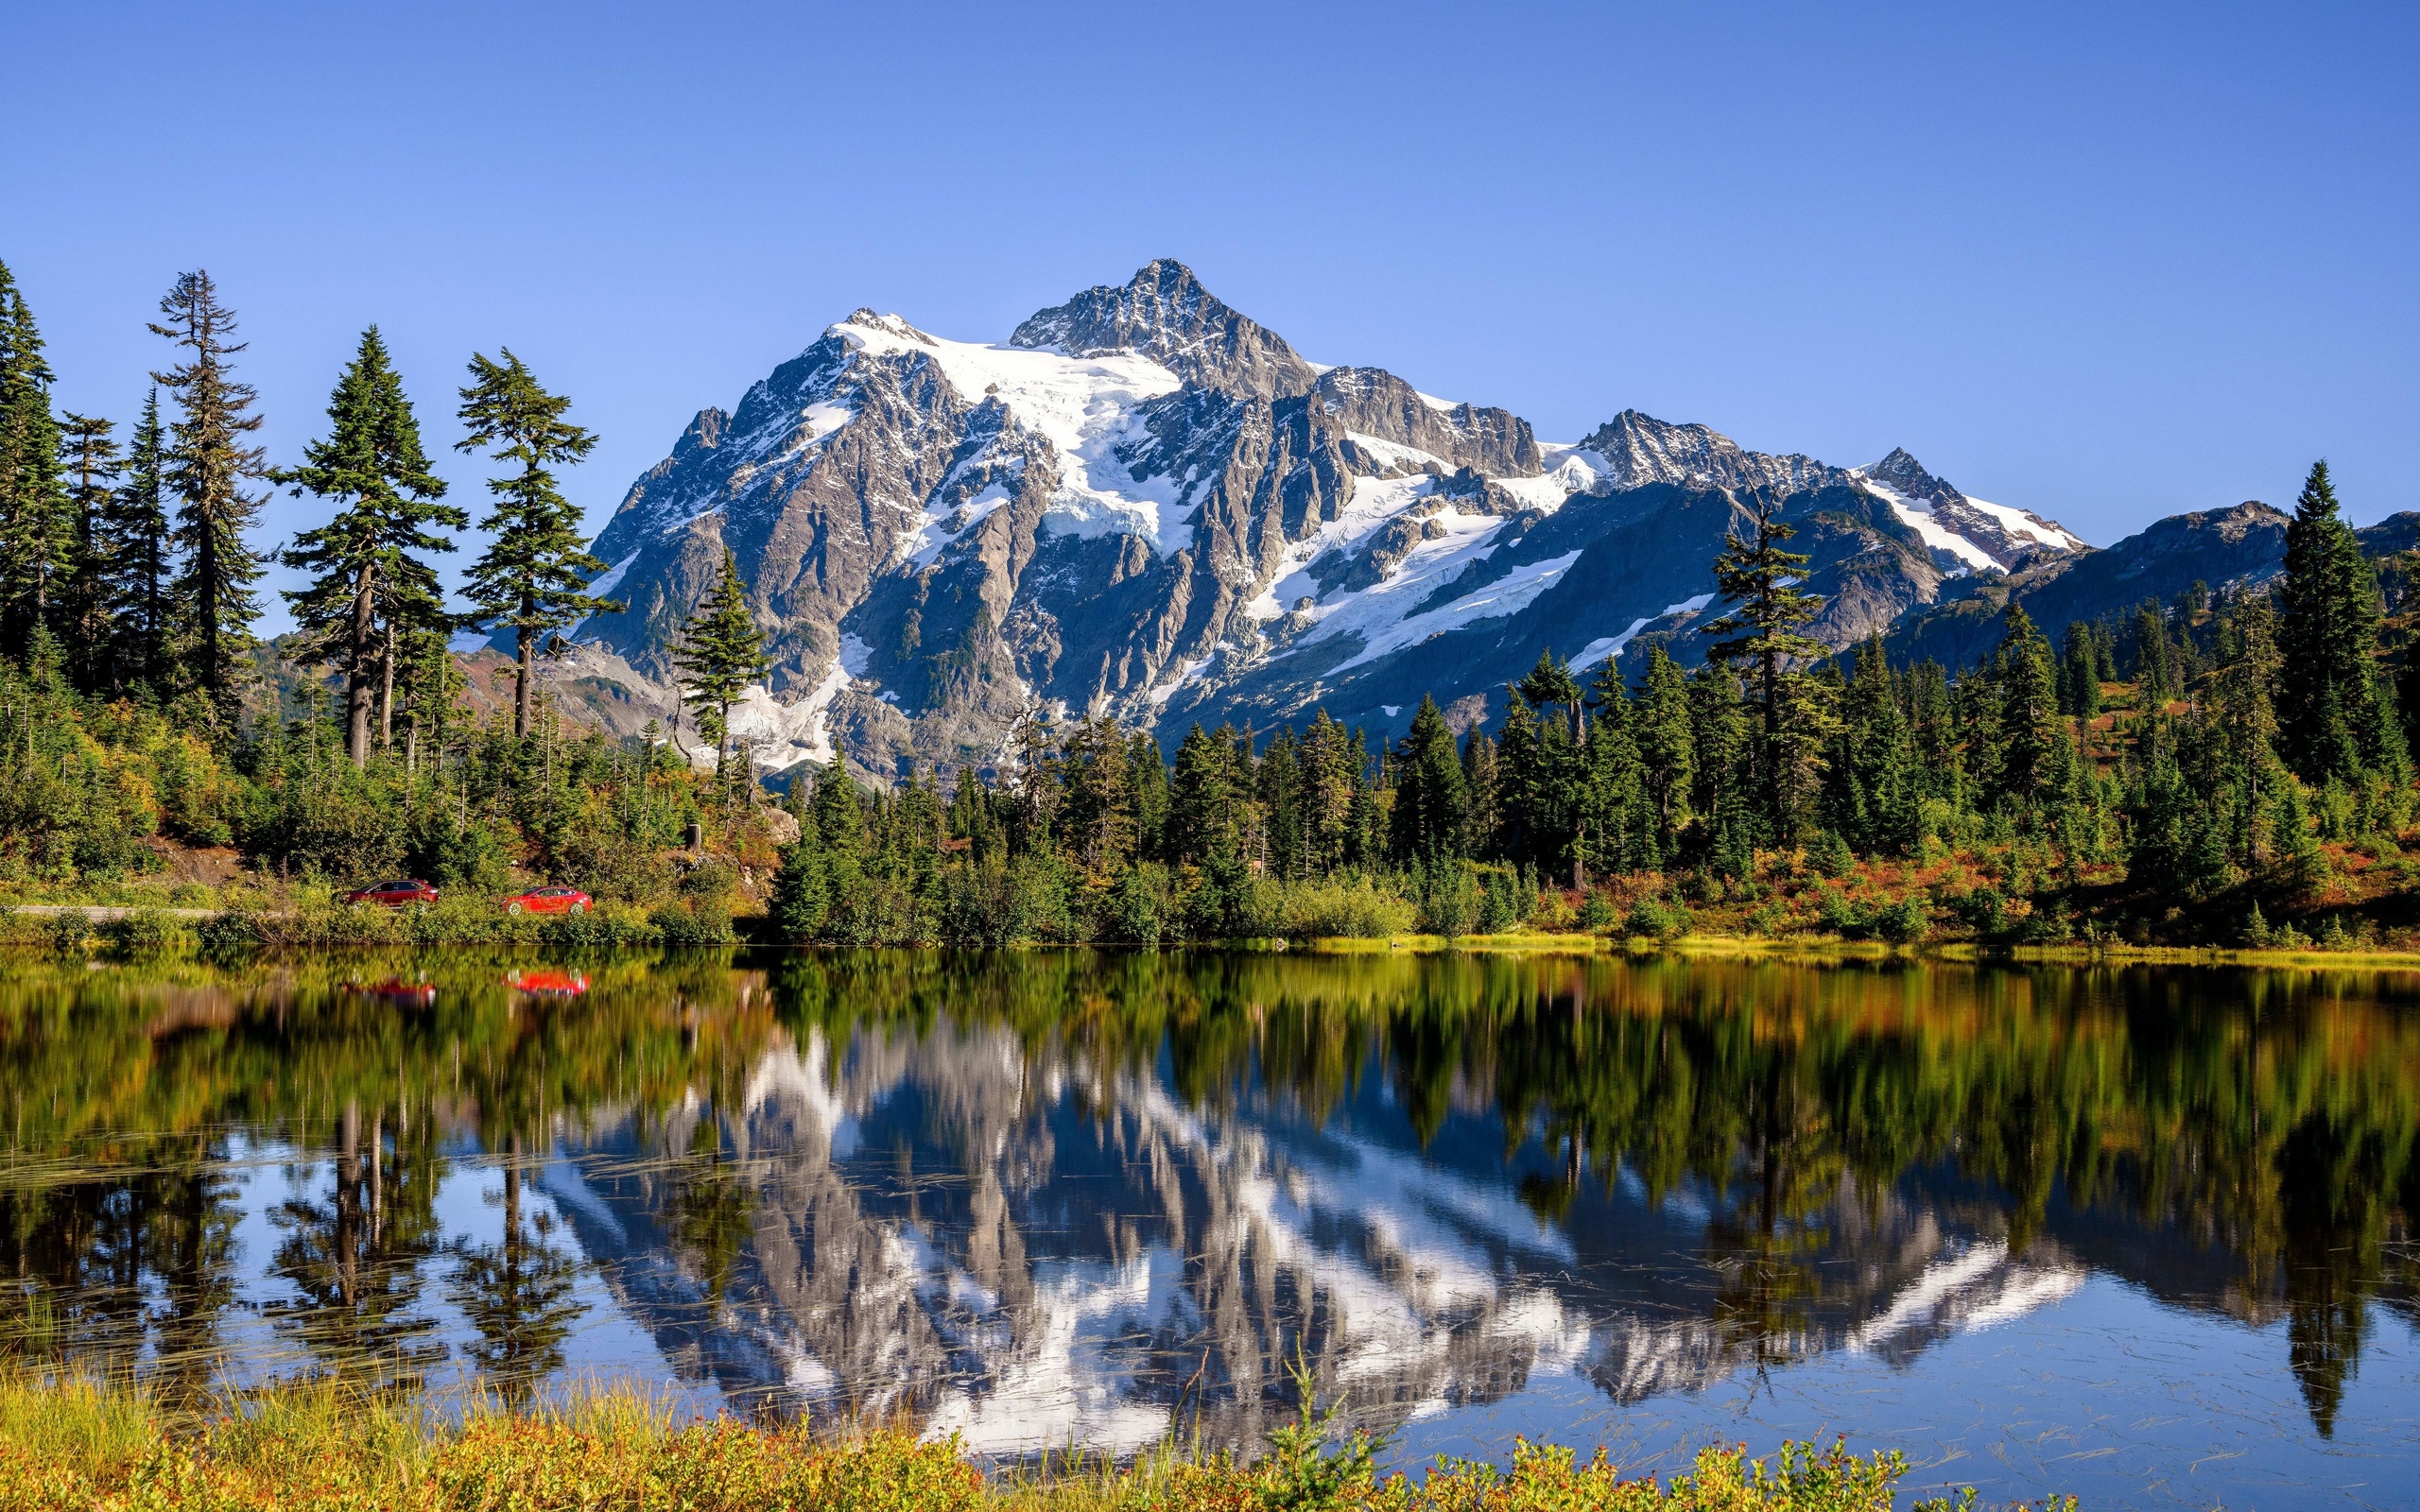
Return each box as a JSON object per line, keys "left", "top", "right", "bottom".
{"left": 543, "top": 259, "right": 2318, "bottom": 781}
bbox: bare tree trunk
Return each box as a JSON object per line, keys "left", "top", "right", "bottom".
{"left": 348, "top": 568, "right": 375, "bottom": 765}
{"left": 378, "top": 620, "right": 397, "bottom": 751}
{"left": 514, "top": 620, "right": 533, "bottom": 740}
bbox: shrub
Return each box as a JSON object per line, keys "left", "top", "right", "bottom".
{"left": 652, "top": 898, "right": 736, "bottom": 947}
{"left": 1579, "top": 891, "right": 1617, "bottom": 932}
{"left": 196, "top": 908, "right": 263, "bottom": 956}
{"left": 1624, "top": 896, "right": 1693, "bottom": 941}
{"left": 101, "top": 906, "right": 185, "bottom": 957}
{"left": 45, "top": 910, "right": 91, "bottom": 954}
{"left": 1875, "top": 895, "right": 1930, "bottom": 944}
{"left": 1272, "top": 875, "right": 1418, "bottom": 939}
{"left": 1817, "top": 888, "right": 1869, "bottom": 938}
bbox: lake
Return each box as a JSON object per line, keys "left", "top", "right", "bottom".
{"left": 1, "top": 949, "right": 2414, "bottom": 1508}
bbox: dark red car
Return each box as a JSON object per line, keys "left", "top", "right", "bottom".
{"left": 502, "top": 885, "right": 593, "bottom": 917}
{"left": 344, "top": 879, "right": 440, "bottom": 909}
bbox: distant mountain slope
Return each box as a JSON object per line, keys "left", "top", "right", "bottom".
{"left": 558, "top": 260, "right": 2112, "bottom": 778}
{"left": 1887, "top": 504, "right": 2420, "bottom": 672}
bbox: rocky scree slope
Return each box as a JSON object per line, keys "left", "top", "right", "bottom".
{"left": 559, "top": 260, "right": 2117, "bottom": 781}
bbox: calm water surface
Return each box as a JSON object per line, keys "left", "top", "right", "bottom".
{"left": 2, "top": 950, "right": 2416, "bottom": 1509}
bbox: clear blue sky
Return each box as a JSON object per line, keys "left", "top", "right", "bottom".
{"left": 7, "top": 2, "right": 2414, "bottom": 631}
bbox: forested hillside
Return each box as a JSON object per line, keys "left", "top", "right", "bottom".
{"left": 5, "top": 254, "right": 2419, "bottom": 951}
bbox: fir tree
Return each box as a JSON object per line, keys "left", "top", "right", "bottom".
{"left": 0, "top": 263, "right": 71, "bottom": 660}
{"left": 1634, "top": 644, "right": 1695, "bottom": 851}
{"left": 670, "top": 546, "right": 768, "bottom": 783}
{"left": 1165, "top": 722, "right": 1235, "bottom": 866}
{"left": 2277, "top": 460, "right": 2387, "bottom": 784}
{"left": 56, "top": 411, "right": 119, "bottom": 693}
{"left": 102, "top": 389, "right": 176, "bottom": 696}
{"left": 1459, "top": 726, "right": 1499, "bottom": 857}
{"left": 149, "top": 270, "right": 268, "bottom": 720}
{"left": 274, "top": 328, "right": 461, "bottom": 765}
{"left": 456, "top": 350, "right": 616, "bottom": 738}
{"left": 1995, "top": 603, "right": 2066, "bottom": 810}
{"left": 2061, "top": 622, "right": 2101, "bottom": 722}
{"left": 1388, "top": 695, "right": 1466, "bottom": 863}
{"left": 1703, "top": 494, "right": 1834, "bottom": 838}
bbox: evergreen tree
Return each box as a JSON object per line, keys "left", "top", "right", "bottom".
{"left": 1634, "top": 644, "right": 1695, "bottom": 853}
{"left": 2215, "top": 591, "right": 2285, "bottom": 865}
{"left": 1580, "top": 655, "right": 1645, "bottom": 877}
{"left": 1166, "top": 722, "right": 1235, "bottom": 865}
{"left": 1459, "top": 726, "right": 1499, "bottom": 856}
{"left": 1703, "top": 495, "right": 1834, "bottom": 838}
{"left": 149, "top": 270, "right": 268, "bottom": 720}
{"left": 1995, "top": 603, "right": 2066, "bottom": 810}
{"left": 456, "top": 350, "right": 617, "bottom": 738}
{"left": 274, "top": 328, "right": 461, "bottom": 765}
{"left": 2277, "top": 460, "right": 2387, "bottom": 784}
{"left": 0, "top": 263, "right": 70, "bottom": 660}
{"left": 1301, "top": 708, "right": 1358, "bottom": 874}
{"left": 1388, "top": 695, "right": 1466, "bottom": 863}
{"left": 102, "top": 389, "right": 176, "bottom": 696}
{"left": 670, "top": 546, "right": 768, "bottom": 783}
{"left": 1688, "top": 661, "right": 1750, "bottom": 841}
{"left": 2061, "top": 621, "right": 2101, "bottom": 722}
{"left": 56, "top": 411, "right": 119, "bottom": 693}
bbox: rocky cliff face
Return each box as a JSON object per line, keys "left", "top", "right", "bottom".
{"left": 560, "top": 261, "right": 2111, "bottom": 779}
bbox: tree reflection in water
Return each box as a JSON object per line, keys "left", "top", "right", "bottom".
{"left": 0, "top": 950, "right": 2410, "bottom": 1452}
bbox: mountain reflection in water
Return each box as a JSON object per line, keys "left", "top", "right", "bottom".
{"left": 1, "top": 952, "right": 2415, "bottom": 1502}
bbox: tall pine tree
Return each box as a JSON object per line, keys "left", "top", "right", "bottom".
{"left": 1702, "top": 495, "right": 1834, "bottom": 839}
{"left": 150, "top": 270, "right": 268, "bottom": 720}
{"left": 274, "top": 328, "right": 460, "bottom": 765}
{"left": 1388, "top": 695, "right": 1466, "bottom": 863}
{"left": 2276, "top": 460, "right": 2387, "bottom": 784}
{"left": 671, "top": 545, "right": 767, "bottom": 782}
{"left": 0, "top": 262, "right": 71, "bottom": 661}
{"left": 102, "top": 389, "right": 176, "bottom": 696}
{"left": 56, "top": 412, "right": 119, "bottom": 693}
{"left": 456, "top": 350, "right": 617, "bottom": 737}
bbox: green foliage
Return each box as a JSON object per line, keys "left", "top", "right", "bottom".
{"left": 272, "top": 326, "right": 462, "bottom": 765}
{"left": 673, "top": 547, "right": 768, "bottom": 781}
{"left": 455, "top": 351, "right": 614, "bottom": 737}
{"left": 1623, "top": 895, "right": 1693, "bottom": 941}
{"left": 150, "top": 269, "right": 270, "bottom": 721}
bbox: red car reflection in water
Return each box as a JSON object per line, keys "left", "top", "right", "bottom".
{"left": 342, "top": 879, "right": 440, "bottom": 908}
{"left": 506, "top": 970, "right": 590, "bottom": 998}
{"left": 501, "top": 886, "right": 593, "bottom": 916}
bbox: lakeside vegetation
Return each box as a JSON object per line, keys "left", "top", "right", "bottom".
{"left": 9, "top": 259, "right": 2420, "bottom": 956}
{"left": 0, "top": 1373, "right": 2050, "bottom": 1512}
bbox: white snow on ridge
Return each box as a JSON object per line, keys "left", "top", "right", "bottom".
{"left": 1342, "top": 431, "right": 1448, "bottom": 472}
{"left": 904, "top": 480, "right": 1015, "bottom": 568}
{"left": 1329, "top": 549, "right": 1587, "bottom": 673}
{"left": 835, "top": 312, "right": 1195, "bottom": 558}
{"left": 585, "top": 551, "right": 640, "bottom": 599}
{"left": 1963, "top": 496, "right": 2084, "bottom": 550}
{"left": 1570, "top": 593, "right": 1717, "bottom": 672}
{"left": 1855, "top": 474, "right": 1996, "bottom": 573}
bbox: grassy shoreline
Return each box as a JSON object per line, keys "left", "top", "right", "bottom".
{"left": 0, "top": 1374, "right": 2059, "bottom": 1511}
{"left": 9, "top": 902, "right": 2420, "bottom": 972}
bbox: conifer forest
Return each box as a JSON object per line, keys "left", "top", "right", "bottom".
{"left": 7, "top": 256, "right": 2420, "bottom": 954}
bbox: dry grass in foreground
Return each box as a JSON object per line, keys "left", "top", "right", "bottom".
{"left": 0, "top": 1373, "right": 2073, "bottom": 1512}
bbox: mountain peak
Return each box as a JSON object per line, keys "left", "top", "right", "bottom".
{"left": 1579, "top": 409, "right": 1842, "bottom": 494}
{"left": 1010, "top": 260, "right": 1319, "bottom": 400}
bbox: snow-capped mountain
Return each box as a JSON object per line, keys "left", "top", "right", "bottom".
{"left": 562, "top": 260, "right": 2092, "bottom": 778}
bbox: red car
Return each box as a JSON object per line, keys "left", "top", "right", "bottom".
{"left": 502, "top": 885, "right": 593, "bottom": 917}
{"left": 344, "top": 879, "right": 440, "bottom": 909}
